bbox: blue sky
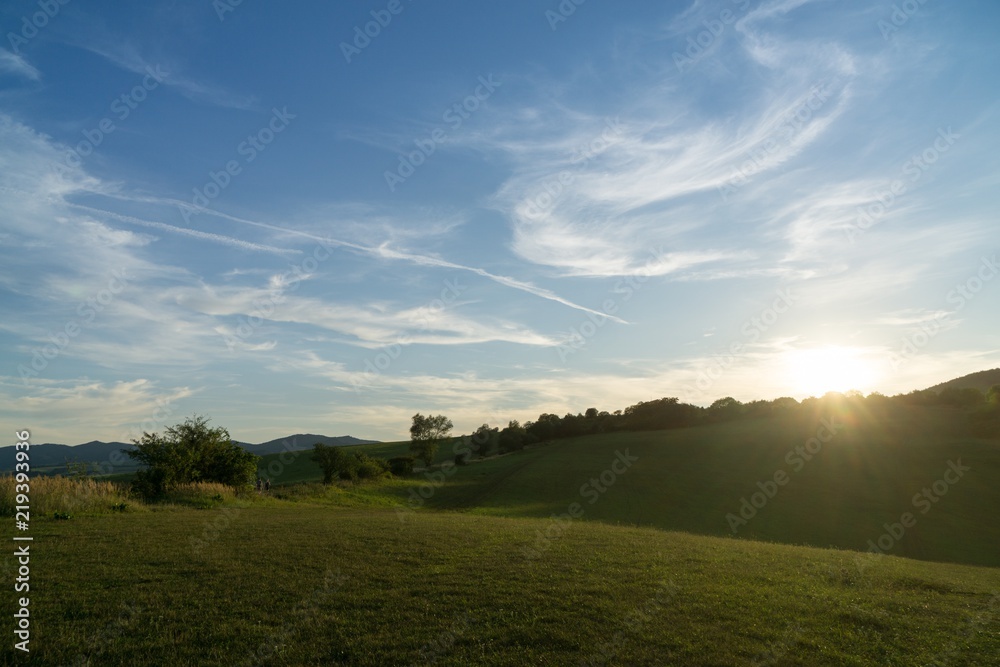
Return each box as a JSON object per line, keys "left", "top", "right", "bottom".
{"left": 1, "top": 0, "right": 998, "bottom": 444}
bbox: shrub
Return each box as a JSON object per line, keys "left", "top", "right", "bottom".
{"left": 354, "top": 454, "right": 390, "bottom": 480}
{"left": 126, "top": 415, "right": 259, "bottom": 499}
{"left": 388, "top": 456, "right": 415, "bottom": 476}
{"left": 312, "top": 444, "right": 357, "bottom": 484}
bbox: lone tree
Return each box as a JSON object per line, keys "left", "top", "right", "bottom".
{"left": 409, "top": 413, "right": 453, "bottom": 466}
{"left": 124, "top": 415, "right": 259, "bottom": 498}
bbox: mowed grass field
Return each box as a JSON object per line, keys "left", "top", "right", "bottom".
{"left": 5, "top": 404, "right": 999, "bottom": 665}
{"left": 261, "top": 406, "right": 1000, "bottom": 568}
{"left": 3, "top": 507, "right": 999, "bottom": 666}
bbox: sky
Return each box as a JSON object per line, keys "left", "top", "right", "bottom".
{"left": 1, "top": 0, "right": 998, "bottom": 445}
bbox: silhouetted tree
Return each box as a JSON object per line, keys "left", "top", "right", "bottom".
{"left": 409, "top": 413, "right": 453, "bottom": 466}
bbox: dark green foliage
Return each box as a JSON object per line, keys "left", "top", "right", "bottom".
{"left": 409, "top": 413, "right": 453, "bottom": 466}
{"left": 707, "top": 396, "right": 744, "bottom": 422}
{"left": 353, "top": 453, "right": 390, "bottom": 480}
{"left": 311, "top": 443, "right": 356, "bottom": 483}
{"left": 469, "top": 423, "right": 498, "bottom": 458}
{"left": 938, "top": 386, "right": 985, "bottom": 407}
{"left": 124, "top": 415, "right": 259, "bottom": 499}
{"left": 387, "top": 456, "right": 415, "bottom": 476}
{"left": 312, "top": 443, "right": 390, "bottom": 482}
{"left": 498, "top": 420, "right": 529, "bottom": 453}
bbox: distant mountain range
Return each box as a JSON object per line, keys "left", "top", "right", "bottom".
{"left": 926, "top": 368, "right": 1000, "bottom": 395}
{"left": 0, "top": 433, "right": 378, "bottom": 473}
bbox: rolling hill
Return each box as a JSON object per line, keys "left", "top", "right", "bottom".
{"left": 259, "top": 404, "right": 1000, "bottom": 569}
{"left": 2, "top": 395, "right": 999, "bottom": 664}
{"left": 927, "top": 367, "right": 1000, "bottom": 394}
{"left": 0, "top": 433, "right": 378, "bottom": 473}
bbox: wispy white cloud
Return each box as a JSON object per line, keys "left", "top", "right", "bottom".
{"left": 67, "top": 203, "right": 299, "bottom": 256}
{"left": 0, "top": 48, "right": 40, "bottom": 80}
{"left": 144, "top": 196, "right": 630, "bottom": 324}
{"left": 0, "top": 377, "right": 194, "bottom": 443}
{"left": 479, "top": 1, "right": 857, "bottom": 279}
{"left": 75, "top": 40, "right": 257, "bottom": 110}
{"left": 168, "top": 282, "right": 563, "bottom": 348}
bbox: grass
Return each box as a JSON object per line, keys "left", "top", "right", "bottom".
{"left": 258, "top": 407, "right": 1000, "bottom": 568}
{"left": 0, "top": 474, "right": 133, "bottom": 517}
{"left": 3, "top": 506, "right": 997, "bottom": 665}
{"left": 7, "top": 406, "right": 998, "bottom": 664}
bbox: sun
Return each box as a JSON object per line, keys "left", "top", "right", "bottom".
{"left": 783, "top": 346, "right": 880, "bottom": 398}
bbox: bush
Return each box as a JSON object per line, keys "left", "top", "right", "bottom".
{"left": 312, "top": 444, "right": 356, "bottom": 483}
{"left": 126, "top": 415, "right": 259, "bottom": 499}
{"left": 354, "top": 453, "right": 390, "bottom": 480}
{"left": 388, "top": 456, "right": 415, "bottom": 476}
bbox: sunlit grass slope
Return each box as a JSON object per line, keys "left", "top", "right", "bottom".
{"left": 3, "top": 507, "right": 998, "bottom": 666}
{"left": 262, "top": 407, "right": 1000, "bottom": 568}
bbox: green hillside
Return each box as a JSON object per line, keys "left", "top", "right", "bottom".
{"left": 261, "top": 407, "right": 1000, "bottom": 568}
{"left": 928, "top": 368, "right": 1000, "bottom": 395}
{"left": 6, "top": 507, "right": 999, "bottom": 666}
{"left": 8, "top": 402, "right": 999, "bottom": 664}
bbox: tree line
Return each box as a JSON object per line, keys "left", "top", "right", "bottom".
{"left": 121, "top": 385, "right": 999, "bottom": 498}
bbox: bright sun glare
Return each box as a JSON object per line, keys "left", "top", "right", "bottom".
{"left": 784, "top": 346, "right": 880, "bottom": 398}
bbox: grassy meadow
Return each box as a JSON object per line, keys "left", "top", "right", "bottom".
{"left": 3, "top": 404, "right": 999, "bottom": 665}
{"left": 257, "top": 406, "right": 1000, "bottom": 568}
{"left": 3, "top": 507, "right": 999, "bottom": 665}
